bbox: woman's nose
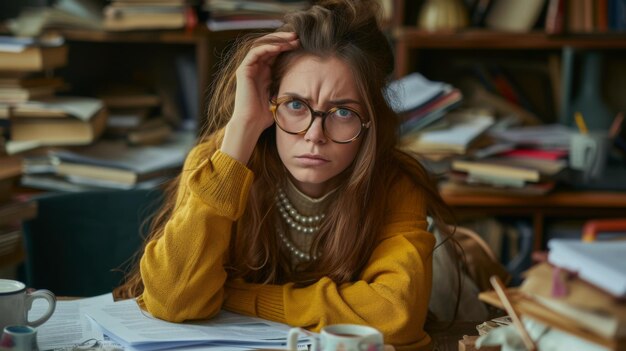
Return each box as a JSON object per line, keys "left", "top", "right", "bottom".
{"left": 304, "top": 116, "right": 327, "bottom": 144}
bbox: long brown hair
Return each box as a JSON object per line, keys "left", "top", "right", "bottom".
{"left": 117, "top": 0, "right": 455, "bottom": 298}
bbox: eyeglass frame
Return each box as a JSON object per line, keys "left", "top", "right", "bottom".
{"left": 269, "top": 96, "right": 371, "bottom": 144}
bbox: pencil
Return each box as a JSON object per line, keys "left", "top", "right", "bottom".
{"left": 575, "top": 112, "right": 588, "bottom": 134}
{"left": 490, "top": 276, "right": 537, "bottom": 351}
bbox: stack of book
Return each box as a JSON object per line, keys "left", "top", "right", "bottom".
{"left": 387, "top": 72, "right": 463, "bottom": 136}
{"left": 21, "top": 131, "right": 194, "bottom": 192}
{"left": 400, "top": 108, "right": 495, "bottom": 159}
{"left": 104, "top": 0, "right": 191, "bottom": 31}
{"left": 439, "top": 124, "right": 571, "bottom": 197}
{"left": 0, "top": 35, "right": 108, "bottom": 153}
{"left": 6, "top": 97, "right": 107, "bottom": 152}
{"left": 480, "top": 239, "right": 626, "bottom": 350}
{"left": 0, "top": 155, "right": 37, "bottom": 278}
{"left": 441, "top": 153, "right": 566, "bottom": 197}
{"left": 205, "top": 0, "right": 310, "bottom": 31}
{"left": 0, "top": 36, "right": 67, "bottom": 105}
{"left": 99, "top": 89, "right": 172, "bottom": 146}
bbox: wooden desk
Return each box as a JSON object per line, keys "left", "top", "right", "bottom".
{"left": 444, "top": 191, "right": 626, "bottom": 251}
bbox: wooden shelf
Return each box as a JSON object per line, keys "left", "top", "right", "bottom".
{"left": 392, "top": 29, "right": 626, "bottom": 87}
{"left": 57, "top": 27, "right": 234, "bottom": 44}
{"left": 443, "top": 191, "right": 626, "bottom": 208}
{"left": 393, "top": 29, "right": 626, "bottom": 50}
{"left": 444, "top": 191, "right": 626, "bottom": 251}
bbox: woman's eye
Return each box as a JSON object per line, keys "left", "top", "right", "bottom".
{"left": 335, "top": 108, "right": 355, "bottom": 118}
{"left": 287, "top": 100, "right": 304, "bottom": 110}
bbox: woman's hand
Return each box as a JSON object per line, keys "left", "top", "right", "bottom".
{"left": 221, "top": 32, "right": 299, "bottom": 164}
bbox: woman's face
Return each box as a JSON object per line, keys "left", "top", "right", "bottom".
{"left": 275, "top": 55, "right": 365, "bottom": 198}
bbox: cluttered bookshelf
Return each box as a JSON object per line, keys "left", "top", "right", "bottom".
{"left": 0, "top": 0, "right": 313, "bottom": 278}
{"left": 389, "top": 0, "right": 626, "bottom": 282}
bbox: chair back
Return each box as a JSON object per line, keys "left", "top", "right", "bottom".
{"left": 21, "top": 189, "right": 163, "bottom": 297}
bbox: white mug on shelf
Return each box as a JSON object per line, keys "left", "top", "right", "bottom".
{"left": 569, "top": 132, "right": 610, "bottom": 181}
{"left": 287, "top": 324, "right": 384, "bottom": 351}
{"left": 0, "top": 279, "right": 56, "bottom": 332}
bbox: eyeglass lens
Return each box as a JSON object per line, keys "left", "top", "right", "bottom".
{"left": 274, "top": 99, "right": 363, "bottom": 142}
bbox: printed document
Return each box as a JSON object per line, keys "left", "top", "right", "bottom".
{"left": 84, "top": 298, "right": 310, "bottom": 351}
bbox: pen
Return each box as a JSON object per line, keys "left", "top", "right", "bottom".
{"left": 609, "top": 112, "right": 624, "bottom": 139}
{"left": 575, "top": 112, "right": 588, "bottom": 134}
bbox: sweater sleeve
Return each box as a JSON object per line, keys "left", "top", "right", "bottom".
{"left": 138, "top": 140, "right": 254, "bottom": 322}
{"left": 223, "top": 175, "right": 435, "bottom": 351}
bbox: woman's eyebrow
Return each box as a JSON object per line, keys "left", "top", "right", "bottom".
{"left": 281, "top": 92, "right": 362, "bottom": 106}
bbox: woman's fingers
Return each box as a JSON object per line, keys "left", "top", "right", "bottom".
{"left": 240, "top": 32, "right": 298, "bottom": 67}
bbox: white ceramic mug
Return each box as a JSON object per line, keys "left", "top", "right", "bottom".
{"left": 288, "top": 324, "right": 384, "bottom": 351}
{"left": 0, "top": 279, "right": 56, "bottom": 332}
{"left": 569, "top": 132, "right": 610, "bottom": 181}
{"left": 0, "top": 325, "right": 39, "bottom": 351}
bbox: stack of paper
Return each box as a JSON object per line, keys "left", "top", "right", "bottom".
{"left": 83, "top": 298, "right": 310, "bottom": 351}
{"left": 32, "top": 293, "right": 311, "bottom": 351}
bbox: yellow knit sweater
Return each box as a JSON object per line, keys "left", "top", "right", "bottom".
{"left": 137, "top": 138, "right": 435, "bottom": 351}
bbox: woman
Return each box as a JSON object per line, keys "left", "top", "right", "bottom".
{"left": 118, "top": 0, "right": 454, "bottom": 349}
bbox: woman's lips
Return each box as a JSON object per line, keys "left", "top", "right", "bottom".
{"left": 295, "top": 154, "right": 329, "bottom": 166}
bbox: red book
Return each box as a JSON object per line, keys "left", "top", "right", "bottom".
{"left": 501, "top": 148, "right": 568, "bottom": 161}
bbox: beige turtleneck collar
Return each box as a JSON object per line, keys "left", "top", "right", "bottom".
{"left": 278, "top": 178, "right": 339, "bottom": 265}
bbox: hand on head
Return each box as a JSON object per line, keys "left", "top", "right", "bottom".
{"left": 221, "top": 31, "right": 299, "bottom": 163}
{"left": 231, "top": 31, "right": 300, "bottom": 134}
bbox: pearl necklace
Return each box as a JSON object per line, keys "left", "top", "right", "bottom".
{"left": 275, "top": 187, "right": 325, "bottom": 261}
{"left": 277, "top": 228, "right": 318, "bottom": 261}
{"left": 275, "top": 188, "right": 325, "bottom": 234}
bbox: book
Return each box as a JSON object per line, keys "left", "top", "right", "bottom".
{"left": 103, "top": 5, "right": 186, "bottom": 31}
{"left": 548, "top": 239, "right": 626, "bottom": 298}
{"left": 0, "top": 76, "right": 64, "bottom": 89}
{"left": 51, "top": 131, "right": 194, "bottom": 187}
{"left": 451, "top": 159, "right": 542, "bottom": 184}
{"left": 0, "top": 45, "right": 68, "bottom": 72}
{"left": 401, "top": 112, "right": 494, "bottom": 154}
{"left": 126, "top": 120, "right": 173, "bottom": 145}
{"left": 9, "top": 96, "right": 104, "bottom": 121}
{"left": 10, "top": 107, "right": 107, "bottom": 146}
{"left": 387, "top": 72, "right": 452, "bottom": 114}
{"left": 545, "top": 0, "right": 565, "bottom": 34}
{"left": 520, "top": 263, "right": 626, "bottom": 339}
{"left": 0, "top": 86, "right": 56, "bottom": 104}
{"left": 7, "top": 0, "right": 103, "bottom": 37}
{"left": 479, "top": 289, "right": 624, "bottom": 350}
{"left": 440, "top": 175, "right": 555, "bottom": 197}
{"left": 399, "top": 88, "right": 463, "bottom": 134}
{"left": 207, "top": 17, "right": 283, "bottom": 31}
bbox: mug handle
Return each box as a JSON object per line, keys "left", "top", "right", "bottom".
{"left": 24, "top": 289, "right": 57, "bottom": 327}
{"left": 288, "top": 327, "right": 318, "bottom": 351}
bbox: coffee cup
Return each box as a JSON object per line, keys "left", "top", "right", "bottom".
{"left": 569, "top": 132, "right": 610, "bottom": 181}
{"left": 0, "top": 279, "right": 56, "bottom": 332}
{"left": 288, "top": 324, "right": 384, "bottom": 351}
{"left": 0, "top": 325, "right": 38, "bottom": 351}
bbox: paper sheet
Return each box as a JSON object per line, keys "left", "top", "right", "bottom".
{"left": 84, "top": 298, "right": 309, "bottom": 351}
{"left": 31, "top": 294, "right": 111, "bottom": 350}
